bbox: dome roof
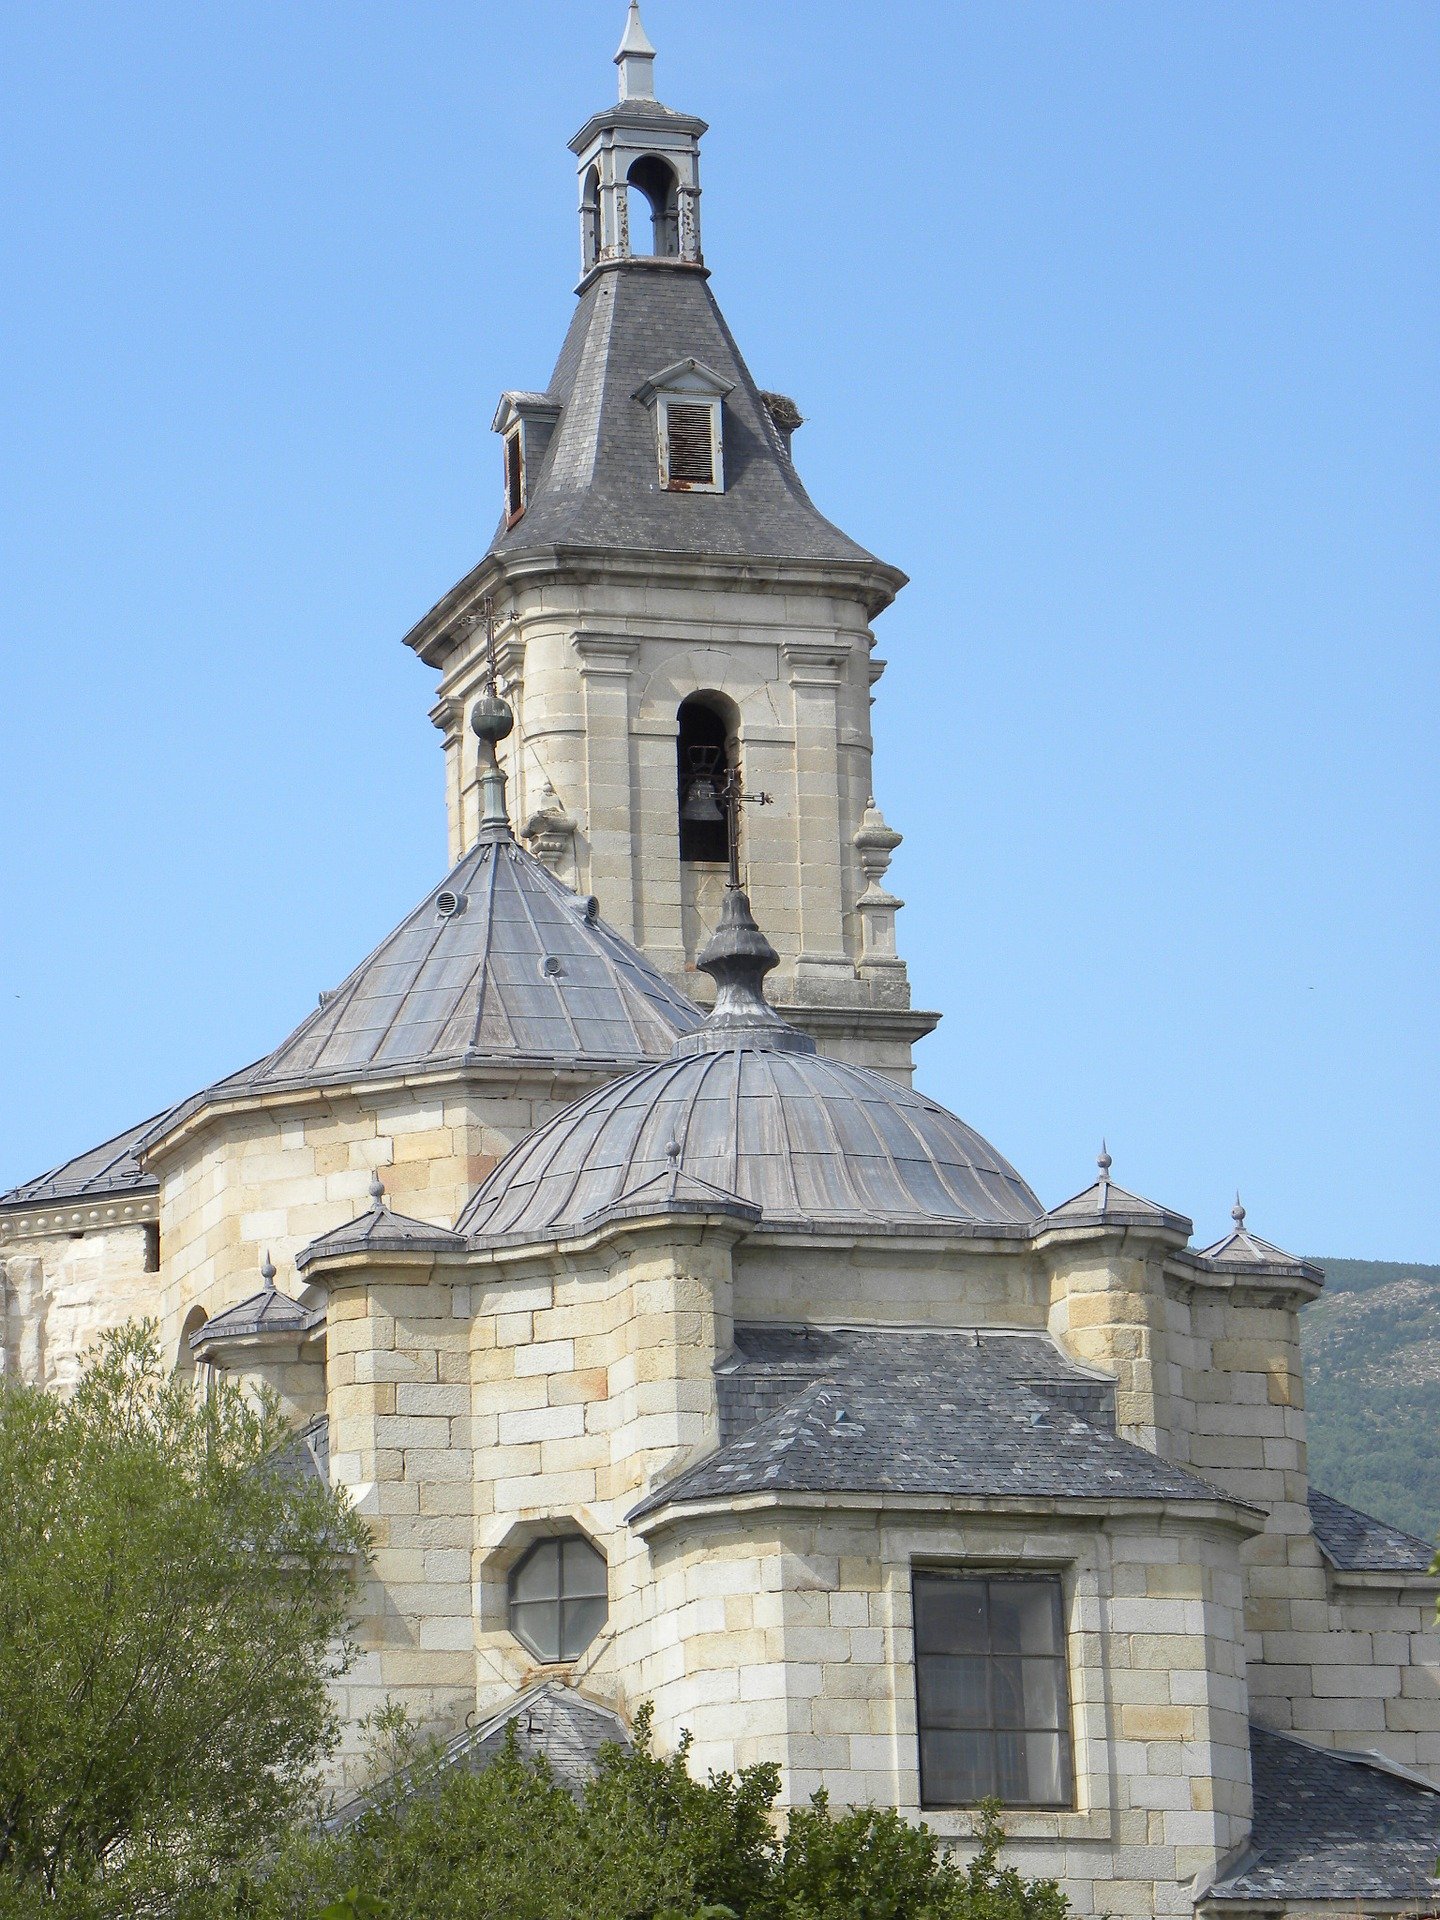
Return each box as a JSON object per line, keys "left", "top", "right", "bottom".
{"left": 458, "top": 889, "right": 1040, "bottom": 1243}
{"left": 234, "top": 836, "right": 702, "bottom": 1093}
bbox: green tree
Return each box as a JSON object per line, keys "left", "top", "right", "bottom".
{"left": 0, "top": 1323, "right": 366, "bottom": 1917}
{"left": 233, "top": 1709, "right": 1070, "bottom": 1920}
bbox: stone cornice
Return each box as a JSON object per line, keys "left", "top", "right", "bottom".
{"left": 405, "top": 548, "right": 908, "bottom": 668}
{"left": 0, "top": 1192, "right": 158, "bottom": 1243}
{"left": 628, "top": 1486, "right": 1267, "bottom": 1541}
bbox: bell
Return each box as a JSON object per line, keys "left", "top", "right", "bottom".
{"left": 682, "top": 777, "right": 724, "bottom": 824}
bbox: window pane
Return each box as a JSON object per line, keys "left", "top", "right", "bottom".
{"left": 989, "top": 1581, "right": 1059, "bottom": 1655}
{"left": 913, "top": 1576, "right": 985, "bottom": 1655}
{"left": 916, "top": 1654, "right": 988, "bottom": 1729}
{"left": 560, "top": 1593, "right": 609, "bottom": 1661}
{"left": 510, "top": 1598, "right": 562, "bottom": 1663}
{"left": 512, "top": 1542, "right": 560, "bottom": 1604}
{"left": 561, "top": 1536, "right": 607, "bottom": 1599}
{"left": 1021, "top": 1658, "right": 1065, "bottom": 1730}
{"left": 913, "top": 1572, "right": 1073, "bottom": 1809}
{"left": 920, "top": 1729, "right": 992, "bottom": 1807}
{"left": 1022, "top": 1732, "right": 1067, "bottom": 1806}
{"left": 990, "top": 1656, "right": 1025, "bottom": 1725}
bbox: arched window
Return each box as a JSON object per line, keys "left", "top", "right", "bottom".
{"left": 508, "top": 1534, "right": 608, "bottom": 1663}
{"left": 677, "top": 696, "right": 734, "bottom": 865}
{"left": 580, "top": 165, "right": 601, "bottom": 270}
{"left": 176, "top": 1304, "right": 208, "bottom": 1379}
{"left": 627, "top": 155, "right": 679, "bottom": 257}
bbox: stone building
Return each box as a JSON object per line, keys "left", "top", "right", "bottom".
{"left": 3, "top": 9, "right": 1438, "bottom": 1913}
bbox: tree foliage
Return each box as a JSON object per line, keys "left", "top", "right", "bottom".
{"left": 225, "top": 1709, "right": 1071, "bottom": 1920}
{"left": 0, "top": 1324, "right": 366, "bottom": 1916}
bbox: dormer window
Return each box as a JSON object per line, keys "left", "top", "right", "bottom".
{"left": 634, "top": 359, "right": 735, "bottom": 496}
{"left": 504, "top": 428, "right": 525, "bottom": 524}
{"left": 492, "top": 393, "right": 561, "bottom": 529}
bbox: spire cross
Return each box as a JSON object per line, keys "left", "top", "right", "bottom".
{"left": 717, "top": 765, "right": 772, "bottom": 890}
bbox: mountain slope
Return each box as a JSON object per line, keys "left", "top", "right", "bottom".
{"left": 1301, "top": 1257, "right": 1440, "bottom": 1545}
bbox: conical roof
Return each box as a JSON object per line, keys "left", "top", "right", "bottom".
{"left": 458, "top": 888, "right": 1039, "bottom": 1244}
{"left": 490, "top": 266, "right": 881, "bottom": 568}
{"left": 223, "top": 839, "right": 702, "bottom": 1097}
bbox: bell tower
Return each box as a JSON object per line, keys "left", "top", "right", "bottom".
{"left": 572, "top": 3, "right": 706, "bottom": 276}
{"left": 404, "top": 5, "right": 936, "bottom": 1081}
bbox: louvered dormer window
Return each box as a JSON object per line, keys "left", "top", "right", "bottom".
{"left": 635, "top": 358, "right": 735, "bottom": 496}
{"left": 504, "top": 428, "right": 525, "bottom": 524}
{"left": 492, "top": 392, "right": 562, "bottom": 529}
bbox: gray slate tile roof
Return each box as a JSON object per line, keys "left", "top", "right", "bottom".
{"left": 458, "top": 1043, "right": 1042, "bottom": 1245}
{"left": 191, "top": 1279, "right": 324, "bottom": 1348}
{"left": 325, "top": 1680, "right": 628, "bottom": 1828}
{"left": 1195, "top": 1213, "right": 1322, "bottom": 1282}
{"left": 629, "top": 1324, "right": 1228, "bottom": 1519}
{"left": 482, "top": 263, "right": 887, "bottom": 571}
{"left": 1043, "top": 1176, "right": 1191, "bottom": 1238}
{"left": 150, "top": 840, "right": 700, "bottom": 1137}
{"left": 1, "top": 1112, "right": 164, "bottom": 1210}
{"left": 1308, "top": 1488, "right": 1437, "bottom": 1575}
{"left": 296, "top": 1194, "right": 466, "bottom": 1271}
{"left": 1206, "top": 1726, "right": 1440, "bottom": 1906}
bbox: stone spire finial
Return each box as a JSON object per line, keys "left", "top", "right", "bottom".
{"left": 615, "top": 1, "right": 657, "bottom": 101}
{"left": 470, "top": 598, "right": 515, "bottom": 846}
{"left": 1232, "top": 1192, "right": 1246, "bottom": 1227}
{"left": 1096, "top": 1141, "right": 1112, "bottom": 1217}
{"left": 260, "top": 1249, "right": 276, "bottom": 1291}
{"left": 369, "top": 1171, "right": 387, "bottom": 1214}
{"left": 676, "top": 887, "right": 814, "bottom": 1057}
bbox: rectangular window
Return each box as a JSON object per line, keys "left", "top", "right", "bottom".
{"left": 913, "top": 1571, "right": 1073, "bottom": 1810}
{"left": 504, "top": 427, "right": 525, "bottom": 522}
{"left": 665, "top": 402, "right": 715, "bottom": 487}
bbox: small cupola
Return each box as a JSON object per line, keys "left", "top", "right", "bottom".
{"left": 569, "top": 4, "right": 707, "bottom": 281}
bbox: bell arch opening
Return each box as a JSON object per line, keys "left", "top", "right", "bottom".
{"left": 677, "top": 693, "right": 736, "bottom": 866}
{"left": 580, "top": 165, "right": 602, "bottom": 269}
{"left": 627, "top": 155, "right": 679, "bottom": 257}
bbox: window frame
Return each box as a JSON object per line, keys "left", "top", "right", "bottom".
{"left": 507, "top": 1533, "right": 609, "bottom": 1665}
{"left": 503, "top": 426, "right": 526, "bottom": 525}
{"left": 657, "top": 394, "right": 723, "bottom": 494}
{"left": 911, "top": 1568, "right": 1075, "bottom": 1812}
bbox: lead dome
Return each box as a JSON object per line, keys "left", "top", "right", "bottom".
{"left": 459, "top": 889, "right": 1040, "bottom": 1242}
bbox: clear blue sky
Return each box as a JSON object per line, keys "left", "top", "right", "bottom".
{"left": 1, "top": 2, "right": 1435, "bottom": 1260}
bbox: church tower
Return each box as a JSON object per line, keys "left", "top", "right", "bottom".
{"left": 403, "top": 6, "right": 934, "bottom": 1078}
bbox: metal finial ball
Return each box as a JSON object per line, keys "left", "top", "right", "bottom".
{"left": 1097, "top": 1142, "right": 1112, "bottom": 1178}
{"left": 1232, "top": 1194, "right": 1246, "bottom": 1226}
{"left": 369, "top": 1171, "right": 386, "bottom": 1209}
{"left": 260, "top": 1250, "right": 276, "bottom": 1288}
{"left": 471, "top": 691, "right": 514, "bottom": 744}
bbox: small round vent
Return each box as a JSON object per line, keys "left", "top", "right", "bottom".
{"left": 580, "top": 895, "right": 600, "bottom": 925}
{"left": 435, "top": 890, "right": 466, "bottom": 919}
{"left": 540, "top": 955, "right": 564, "bottom": 980}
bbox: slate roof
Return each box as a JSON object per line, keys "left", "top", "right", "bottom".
{"left": 325, "top": 1680, "right": 628, "bottom": 1828}
{"left": 1309, "top": 1488, "right": 1437, "bottom": 1576}
{"left": 629, "top": 1323, "right": 1232, "bottom": 1519}
{"left": 142, "top": 840, "right": 700, "bottom": 1149}
{"left": 458, "top": 1043, "right": 1043, "bottom": 1244}
{"left": 1043, "top": 1175, "right": 1191, "bottom": 1238}
{"left": 190, "top": 1277, "right": 324, "bottom": 1348}
{"left": 1205, "top": 1725, "right": 1440, "bottom": 1906}
{"left": 0, "top": 1113, "right": 164, "bottom": 1210}
{"left": 296, "top": 1190, "right": 466, "bottom": 1271}
{"left": 486, "top": 263, "right": 884, "bottom": 569}
{"left": 1195, "top": 1203, "right": 1321, "bottom": 1283}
